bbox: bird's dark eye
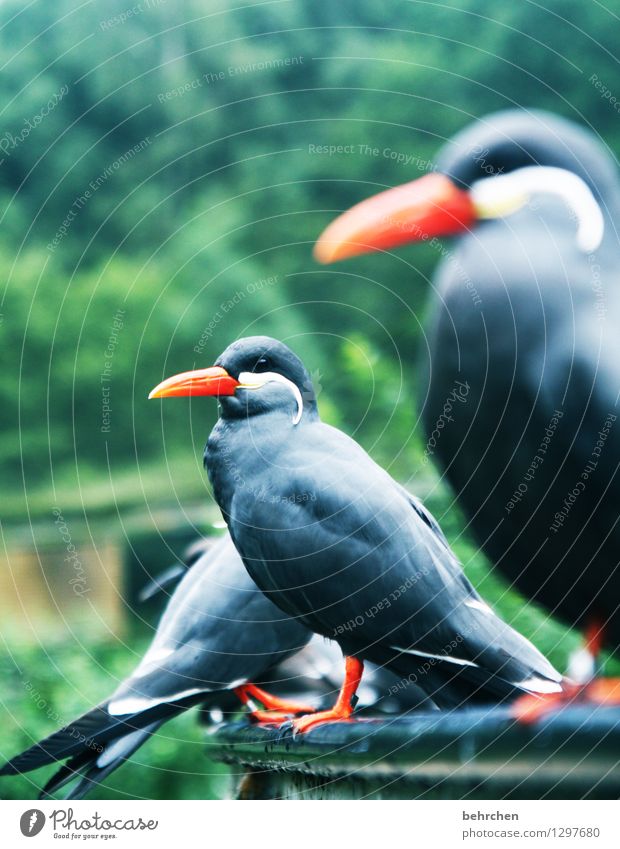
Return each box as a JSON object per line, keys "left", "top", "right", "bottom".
{"left": 254, "top": 356, "right": 270, "bottom": 372}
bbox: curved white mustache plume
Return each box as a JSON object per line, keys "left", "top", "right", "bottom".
{"left": 238, "top": 371, "right": 304, "bottom": 425}
{"left": 471, "top": 165, "right": 605, "bottom": 253}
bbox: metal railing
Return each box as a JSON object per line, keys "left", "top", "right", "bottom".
{"left": 207, "top": 703, "right": 620, "bottom": 799}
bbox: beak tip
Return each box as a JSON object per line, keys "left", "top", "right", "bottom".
{"left": 312, "top": 242, "right": 330, "bottom": 264}
{"left": 313, "top": 237, "right": 352, "bottom": 265}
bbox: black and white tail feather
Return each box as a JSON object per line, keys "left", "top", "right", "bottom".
{"left": 0, "top": 534, "right": 280, "bottom": 799}
{"left": 388, "top": 490, "right": 564, "bottom": 708}
{"left": 0, "top": 695, "right": 204, "bottom": 799}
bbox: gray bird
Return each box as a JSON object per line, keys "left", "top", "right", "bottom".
{"left": 0, "top": 534, "right": 311, "bottom": 798}
{"left": 149, "top": 335, "right": 564, "bottom": 732}
{"left": 313, "top": 110, "right": 620, "bottom": 710}
{"left": 1, "top": 532, "right": 423, "bottom": 797}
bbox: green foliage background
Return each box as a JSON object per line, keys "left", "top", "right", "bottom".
{"left": 1, "top": 0, "right": 618, "bottom": 799}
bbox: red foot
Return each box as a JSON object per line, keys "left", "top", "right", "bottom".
{"left": 292, "top": 705, "right": 354, "bottom": 734}
{"left": 234, "top": 683, "right": 315, "bottom": 724}
{"left": 246, "top": 709, "right": 301, "bottom": 724}
{"left": 292, "top": 656, "right": 364, "bottom": 735}
{"left": 513, "top": 678, "right": 620, "bottom": 724}
{"left": 512, "top": 687, "right": 576, "bottom": 724}
{"left": 584, "top": 677, "right": 620, "bottom": 706}
{"left": 584, "top": 620, "right": 605, "bottom": 657}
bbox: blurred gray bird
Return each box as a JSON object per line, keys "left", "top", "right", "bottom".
{"left": 1, "top": 533, "right": 424, "bottom": 798}
{"left": 314, "top": 110, "right": 620, "bottom": 714}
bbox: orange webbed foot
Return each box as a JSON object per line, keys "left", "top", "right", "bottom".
{"left": 584, "top": 677, "right": 620, "bottom": 706}
{"left": 234, "top": 683, "right": 316, "bottom": 724}
{"left": 512, "top": 677, "right": 620, "bottom": 724}
{"left": 248, "top": 709, "right": 302, "bottom": 725}
{"left": 291, "top": 705, "right": 354, "bottom": 734}
{"left": 241, "top": 684, "right": 315, "bottom": 715}
{"left": 512, "top": 688, "right": 576, "bottom": 724}
{"left": 290, "top": 656, "right": 364, "bottom": 734}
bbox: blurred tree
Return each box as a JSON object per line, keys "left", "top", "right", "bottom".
{"left": 0, "top": 0, "right": 618, "bottom": 515}
{"left": 2, "top": 0, "right": 620, "bottom": 801}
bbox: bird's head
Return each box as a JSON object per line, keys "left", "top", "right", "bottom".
{"left": 149, "top": 336, "right": 318, "bottom": 425}
{"left": 314, "top": 110, "right": 611, "bottom": 263}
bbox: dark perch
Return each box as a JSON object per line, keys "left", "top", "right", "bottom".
{"left": 207, "top": 703, "right": 620, "bottom": 800}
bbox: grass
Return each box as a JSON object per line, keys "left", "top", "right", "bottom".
{"left": 0, "top": 637, "right": 231, "bottom": 800}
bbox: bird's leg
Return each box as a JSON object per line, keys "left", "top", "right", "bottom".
{"left": 234, "top": 683, "right": 316, "bottom": 724}
{"left": 291, "top": 656, "right": 364, "bottom": 734}
{"left": 565, "top": 619, "right": 601, "bottom": 682}
{"left": 511, "top": 682, "right": 575, "bottom": 724}
{"left": 584, "top": 677, "right": 620, "bottom": 705}
{"left": 581, "top": 620, "right": 620, "bottom": 706}
{"left": 513, "top": 619, "right": 620, "bottom": 724}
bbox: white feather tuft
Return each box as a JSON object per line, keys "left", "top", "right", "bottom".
{"left": 471, "top": 166, "right": 605, "bottom": 253}
{"left": 465, "top": 598, "right": 494, "bottom": 616}
{"left": 107, "top": 687, "right": 205, "bottom": 716}
{"left": 517, "top": 676, "right": 563, "bottom": 695}
{"left": 392, "top": 645, "right": 478, "bottom": 668}
{"left": 238, "top": 371, "right": 304, "bottom": 425}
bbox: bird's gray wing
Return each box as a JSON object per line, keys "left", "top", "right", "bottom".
{"left": 110, "top": 534, "right": 310, "bottom": 714}
{"left": 231, "top": 424, "right": 561, "bottom": 699}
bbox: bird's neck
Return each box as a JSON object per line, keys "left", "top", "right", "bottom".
{"left": 204, "top": 410, "right": 316, "bottom": 521}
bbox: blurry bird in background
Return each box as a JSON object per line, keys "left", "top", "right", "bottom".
{"left": 1, "top": 533, "right": 426, "bottom": 798}
{"left": 314, "top": 109, "right": 620, "bottom": 716}
{"left": 137, "top": 535, "right": 212, "bottom": 603}
{"left": 0, "top": 534, "right": 309, "bottom": 798}
{"left": 141, "top": 536, "right": 431, "bottom": 725}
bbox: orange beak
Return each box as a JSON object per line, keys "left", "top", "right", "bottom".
{"left": 148, "top": 366, "right": 239, "bottom": 399}
{"left": 314, "top": 173, "right": 477, "bottom": 263}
